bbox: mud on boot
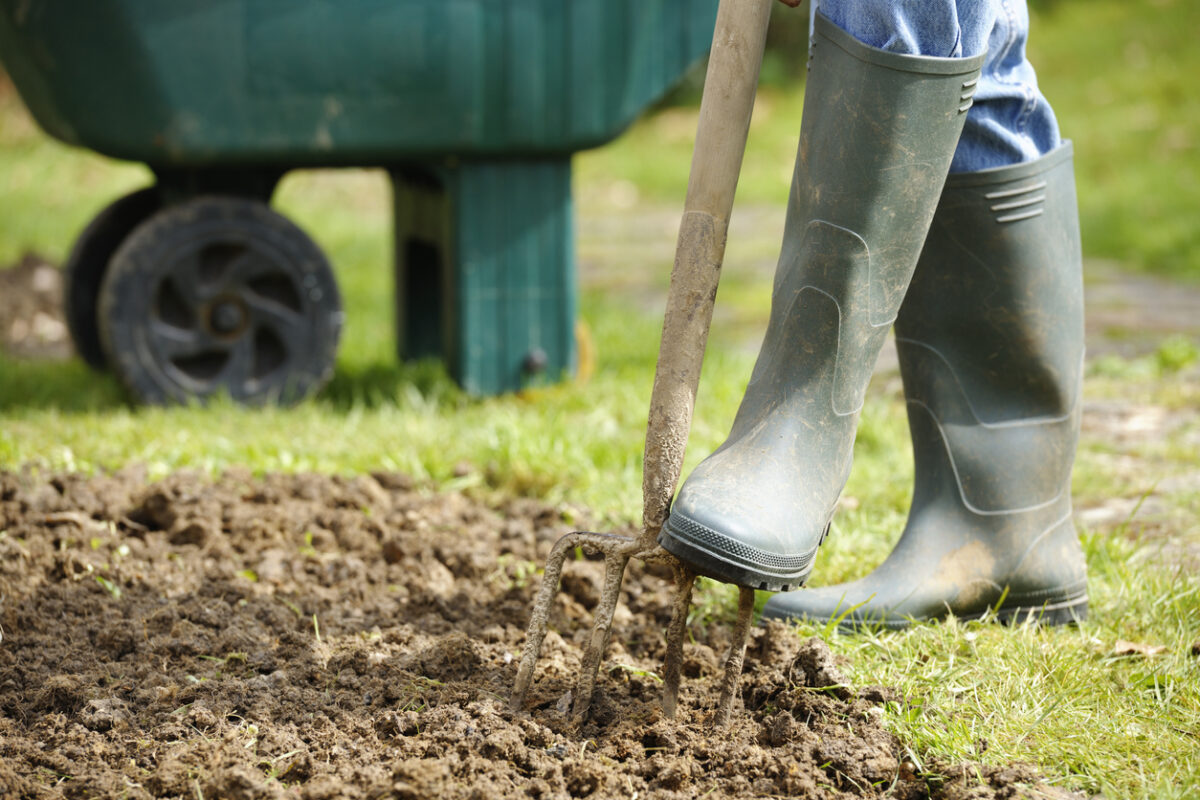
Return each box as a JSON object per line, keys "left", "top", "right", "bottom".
{"left": 659, "top": 12, "right": 985, "bottom": 590}
{"left": 762, "top": 145, "right": 1088, "bottom": 628}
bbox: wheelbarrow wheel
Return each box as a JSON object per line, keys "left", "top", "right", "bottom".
{"left": 63, "top": 187, "right": 162, "bottom": 370}
{"left": 98, "top": 196, "right": 343, "bottom": 406}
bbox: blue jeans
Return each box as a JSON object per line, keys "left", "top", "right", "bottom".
{"left": 810, "top": 0, "right": 1061, "bottom": 172}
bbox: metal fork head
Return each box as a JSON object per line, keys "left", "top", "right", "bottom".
{"left": 510, "top": 529, "right": 755, "bottom": 728}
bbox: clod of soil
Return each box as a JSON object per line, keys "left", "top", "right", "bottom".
{"left": 0, "top": 469, "right": 1077, "bottom": 799}
{"left": 0, "top": 254, "right": 71, "bottom": 360}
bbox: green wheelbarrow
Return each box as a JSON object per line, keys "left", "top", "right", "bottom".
{"left": 0, "top": 0, "right": 718, "bottom": 403}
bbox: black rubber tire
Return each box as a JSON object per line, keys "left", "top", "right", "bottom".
{"left": 98, "top": 196, "right": 343, "bottom": 406}
{"left": 63, "top": 187, "right": 162, "bottom": 370}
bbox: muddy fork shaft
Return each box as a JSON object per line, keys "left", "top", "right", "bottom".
{"left": 641, "top": 0, "right": 773, "bottom": 544}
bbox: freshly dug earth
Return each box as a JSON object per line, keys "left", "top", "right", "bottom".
{"left": 0, "top": 469, "right": 1073, "bottom": 799}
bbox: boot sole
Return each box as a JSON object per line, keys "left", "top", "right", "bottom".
{"left": 763, "top": 592, "right": 1088, "bottom": 631}
{"left": 658, "top": 513, "right": 820, "bottom": 592}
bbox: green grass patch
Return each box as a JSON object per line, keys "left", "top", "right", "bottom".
{"left": 788, "top": 531, "right": 1200, "bottom": 800}
{"left": 1029, "top": 0, "right": 1200, "bottom": 279}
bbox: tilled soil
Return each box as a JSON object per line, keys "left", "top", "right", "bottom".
{"left": 0, "top": 469, "right": 1071, "bottom": 799}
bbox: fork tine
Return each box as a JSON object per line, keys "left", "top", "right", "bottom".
{"left": 661, "top": 564, "right": 696, "bottom": 718}
{"left": 571, "top": 552, "right": 631, "bottom": 720}
{"left": 514, "top": 535, "right": 758, "bottom": 727}
{"left": 510, "top": 532, "right": 581, "bottom": 711}
{"left": 711, "top": 586, "right": 756, "bottom": 729}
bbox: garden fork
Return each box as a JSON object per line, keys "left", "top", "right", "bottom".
{"left": 511, "top": 0, "right": 773, "bottom": 727}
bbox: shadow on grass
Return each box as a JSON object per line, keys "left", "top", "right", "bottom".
{"left": 0, "top": 355, "right": 470, "bottom": 414}
{"left": 0, "top": 357, "right": 128, "bottom": 412}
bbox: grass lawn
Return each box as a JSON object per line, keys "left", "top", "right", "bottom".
{"left": 2, "top": 0, "right": 1198, "bottom": 797}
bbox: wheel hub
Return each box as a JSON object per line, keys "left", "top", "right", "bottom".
{"left": 206, "top": 296, "right": 249, "bottom": 338}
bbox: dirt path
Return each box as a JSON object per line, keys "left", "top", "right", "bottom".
{"left": 0, "top": 469, "right": 1070, "bottom": 799}
{"left": 7, "top": 212, "right": 1197, "bottom": 373}
{"left": 576, "top": 203, "right": 1200, "bottom": 364}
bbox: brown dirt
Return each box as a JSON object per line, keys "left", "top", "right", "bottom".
{"left": 0, "top": 253, "right": 72, "bottom": 361}
{"left": 0, "top": 469, "right": 1077, "bottom": 800}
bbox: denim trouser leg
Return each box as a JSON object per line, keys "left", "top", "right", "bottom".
{"left": 810, "top": 0, "right": 1061, "bottom": 171}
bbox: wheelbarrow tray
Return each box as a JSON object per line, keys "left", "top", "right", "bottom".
{"left": 0, "top": 0, "right": 716, "bottom": 167}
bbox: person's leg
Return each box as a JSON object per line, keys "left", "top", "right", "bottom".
{"left": 764, "top": 1, "right": 1087, "bottom": 629}
{"left": 761, "top": 143, "right": 1088, "bottom": 629}
{"left": 815, "top": 0, "right": 983, "bottom": 58}
{"left": 657, "top": 10, "right": 985, "bottom": 590}
{"left": 813, "top": 0, "right": 1061, "bottom": 170}
{"left": 952, "top": 0, "right": 1061, "bottom": 171}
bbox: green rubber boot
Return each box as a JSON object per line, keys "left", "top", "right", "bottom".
{"left": 658, "top": 13, "right": 984, "bottom": 590}
{"left": 762, "top": 144, "right": 1088, "bottom": 628}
